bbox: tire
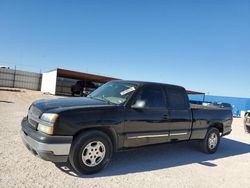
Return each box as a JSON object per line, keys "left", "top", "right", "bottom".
{"left": 244, "top": 115, "right": 250, "bottom": 133}
{"left": 80, "top": 90, "right": 83, "bottom": 97}
{"left": 244, "top": 125, "right": 250, "bottom": 133}
{"left": 201, "top": 128, "right": 220, "bottom": 154}
{"left": 69, "top": 130, "right": 113, "bottom": 174}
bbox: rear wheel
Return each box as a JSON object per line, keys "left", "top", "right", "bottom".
{"left": 69, "top": 131, "right": 113, "bottom": 174}
{"left": 201, "top": 128, "right": 220, "bottom": 154}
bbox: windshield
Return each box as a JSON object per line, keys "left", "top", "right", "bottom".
{"left": 88, "top": 81, "right": 138, "bottom": 105}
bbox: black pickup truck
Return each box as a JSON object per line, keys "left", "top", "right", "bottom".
{"left": 21, "top": 80, "right": 232, "bottom": 174}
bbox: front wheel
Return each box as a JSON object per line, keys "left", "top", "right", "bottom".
{"left": 244, "top": 125, "right": 250, "bottom": 133}
{"left": 69, "top": 131, "right": 113, "bottom": 174}
{"left": 201, "top": 128, "right": 220, "bottom": 154}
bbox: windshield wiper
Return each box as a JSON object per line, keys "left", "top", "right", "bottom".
{"left": 99, "top": 96, "right": 117, "bottom": 105}
{"left": 89, "top": 96, "right": 114, "bottom": 105}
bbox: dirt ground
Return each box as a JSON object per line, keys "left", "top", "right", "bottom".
{"left": 0, "top": 88, "right": 250, "bottom": 188}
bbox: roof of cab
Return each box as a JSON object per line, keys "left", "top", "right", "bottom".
{"left": 110, "top": 80, "right": 205, "bottom": 95}
{"left": 110, "top": 80, "right": 184, "bottom": 89}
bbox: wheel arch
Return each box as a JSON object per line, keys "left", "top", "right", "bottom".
{"left": 73, "top": 126, "right": 118, "bottom": 151}
{"left": 209, "top": 122, "right": 224, "bottom": 134}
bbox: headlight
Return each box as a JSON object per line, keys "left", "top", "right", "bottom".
{"left": 37, "top": 124, "right": 54, "bottom": 135}
{"left": 40, "top": 113, "right": 58, "bottom": 123}
{"left": 38, "top": 113, "right": 58, "bottom": 135}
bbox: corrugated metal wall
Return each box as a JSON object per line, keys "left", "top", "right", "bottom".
{"left": 56, "top": 77, "right": 76, "bottom": 95}
{"left": 0, "top": 68, "right": 42, "bottom": 90}
{"left": 55, "top": 77, "right": 102, "bottom": 96}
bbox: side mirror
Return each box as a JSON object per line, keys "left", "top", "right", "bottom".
{"left": 131, "top": 100, "right": 146, "bottom": 109}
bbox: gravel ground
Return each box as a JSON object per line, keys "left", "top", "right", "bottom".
{"left": 0, "top": 88, "right": 250, "bottom": 188}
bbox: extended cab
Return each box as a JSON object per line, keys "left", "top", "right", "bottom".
{"left": 21, "top": 80, "right": 232, "bottom": 174}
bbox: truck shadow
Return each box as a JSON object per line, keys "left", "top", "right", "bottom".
{"left": 54, "top": 138, "right": 250, "bottom": 178}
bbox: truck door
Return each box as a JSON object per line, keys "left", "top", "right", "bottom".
{"left": 123, "top": 85, "right": 170, "bottom": 147}
{"left": 164, "top": 87, "right": 192, "bottom": 141}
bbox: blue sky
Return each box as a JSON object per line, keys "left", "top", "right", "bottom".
{"left": 0, "top": 0, "right": 249, "bottom": 97}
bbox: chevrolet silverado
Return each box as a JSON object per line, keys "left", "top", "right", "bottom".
{"left": 21, "top": 80, "right": 232, "bottom": 174}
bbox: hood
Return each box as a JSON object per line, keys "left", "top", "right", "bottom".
{"left": 32, "top": 97, "right": 112, "bottom": 112}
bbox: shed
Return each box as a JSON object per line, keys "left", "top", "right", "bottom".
{"left": 41, "top": 68, "right": 118, "bottom": 95}
{"left": 41, "top": 68, "right": 205, "bottom": 97}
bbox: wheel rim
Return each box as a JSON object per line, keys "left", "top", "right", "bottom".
{"left": 208, "top": 132, "right": 218, "bottom": 150}
{"left": 82, "top": 141, "right": 106, "bottom": 167}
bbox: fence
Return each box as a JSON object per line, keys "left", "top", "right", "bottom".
{"left": 0, "top": 68, "right": 42, "bottom": 90}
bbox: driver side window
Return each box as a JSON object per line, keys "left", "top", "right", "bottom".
{"left": 135, "top": 86, "right": 166, "bottom": 108}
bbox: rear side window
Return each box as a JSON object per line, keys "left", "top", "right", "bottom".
{"left": 136, "top": 86, "right": 166, "bottom": 108}
{"left": 165, "top": 87, "right": 189, "bottom": 110}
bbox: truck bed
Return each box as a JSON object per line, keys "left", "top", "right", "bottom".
{"left": 190, "top": 100, "right": 232, "bottom": 110}
{"left": 190, "top": 104, "right": 232, "bottom": 140}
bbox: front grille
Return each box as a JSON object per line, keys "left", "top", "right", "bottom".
{"left": 28, "top": 116, "right": 38, "bottom": 128}
{"left": 30, "top": 106, "right": 42, "bottom": 117}
{"left": 27, "top": 105, "right": 42, "bottom": 129}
